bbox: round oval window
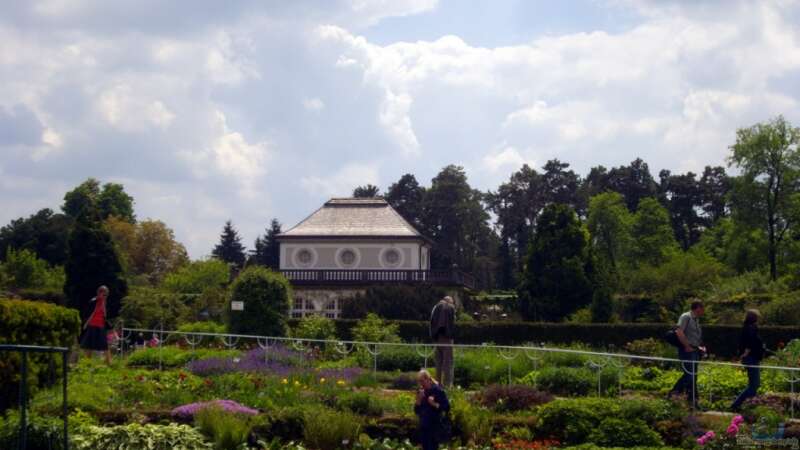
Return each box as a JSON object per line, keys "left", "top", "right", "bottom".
{"left": 340, "top": 250, "right": 356, "bottom": 266}
{"left": 384, "top": 249, "right": 400, "bottom": 266}
{"left": 297, "top": 249, "right": 312, "bottom": 265}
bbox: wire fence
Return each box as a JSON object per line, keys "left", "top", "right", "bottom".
{"left": 120, "top": 326, "right": 800, "bottom": 416}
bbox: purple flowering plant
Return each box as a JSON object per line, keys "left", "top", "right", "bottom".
{"left": 172, "top": 399, "right": 259, "bottom": 419}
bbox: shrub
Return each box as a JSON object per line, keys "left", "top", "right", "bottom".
{"left": 70, "top": 423, "right": 212, "bottom": 450}
{"left": 527, "top": 366, "right": 619, "bottom": 396}
{"left": 227, "top": 267, "right": 291, "bottom": 337}
{"left": 254, "top": 407, "right": 306, "bottom": 442}
{"left": 0, "top": 298, "right": 80, "bottom": 411}
{"left": 587, "top": 417, "right": 664, "bottom": 447}
{"left": 194, "top": 406, "right": 255, "bottom": 450}
{"left": 172, "top": 321, "right": 227, "bottom": 347}
{"left": 15, "top": 288, "right": 67, "bottom": 305}
{"left": 450, "top": 398, "right": 493, "bottom": 445}
{"left": 357, "top": 346, "right": 420, "bottom": 372}
{"left": 336, "top": 391, "right": 384, "bottom": 416}
{"left": 389, "top": 373, "right": 418, "bottom": 390}
{"left": 291, "top": 315, "right": 337, "bottom": 341}
{"left": 303, "top": 407, "right": 361, "bottom": 449}
{"left": 352, "top": 313, "right": 401, "bottom": 343}
{"left": 126, "top": 347, "right": 240, "bottom": 369}
{"left": 475, "top": 384, "right": 553, "bottom": 412}
{"left": 0, "top": 410, "right": 65, "bottom": 450}
{"left": 340, "top": 284, "right": 446, "bottom": 320}
{"left": 761, "top": 294, "right": 800, "bottom": 326}
{"left": 119, "top": 287, "right": 191, "bottom": 330}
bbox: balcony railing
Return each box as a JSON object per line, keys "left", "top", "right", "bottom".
{"left": 279, "top": 269, "right": 475, "bottom": 289}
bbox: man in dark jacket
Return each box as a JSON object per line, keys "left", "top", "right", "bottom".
{"left": 430, "top": 296, "right": 456, "bottom": 387}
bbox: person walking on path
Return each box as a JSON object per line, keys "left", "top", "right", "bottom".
{"left": 731, "top": 309, "right": 768, "bottom": 411}
{"left": 80, "top": 285, "right": 112, "bottom": 364}
{"left": 414, "top": 369, "right": 450, "bottom": 450}
{"left": 668, "top": 300, "right": 706, "bottom": 408}
{"left": 430, "top": 296, "right": 455, "bottom": 388}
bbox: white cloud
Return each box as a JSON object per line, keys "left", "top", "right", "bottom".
{"left": 483, "top": 146, "right": 536, "bottom": 173}
{"left": 301, "top": 163, "right": 381, "bottom": 198}
{"left": 303, "top": 97, "right": 325, "bottom": 112}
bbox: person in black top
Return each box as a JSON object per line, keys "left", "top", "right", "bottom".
{"left": 731, "top": 309, "right": 766, "bottom": 411}
{"left": 414, "top": 369, "right": 450, "bottom": 450}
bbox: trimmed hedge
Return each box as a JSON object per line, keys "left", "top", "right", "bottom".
{"left": 287, "top": 319, "right": 800, "bottom": 358}
{"left": 0, "top": 298, "right": 81, "bottom": 411}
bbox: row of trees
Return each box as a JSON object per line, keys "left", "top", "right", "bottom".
{"left": 1, "top": 116, "right": 798, "bottom": 324}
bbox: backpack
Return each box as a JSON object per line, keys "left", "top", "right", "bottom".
{"left": 664, "top": 326, "right": 681, "bottom": 348}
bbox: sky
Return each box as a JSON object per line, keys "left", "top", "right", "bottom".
{"left": 1, "top": 0, "right": 800, "bottom": 258}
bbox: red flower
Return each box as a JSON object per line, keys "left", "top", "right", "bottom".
{"left": 178, "top": 372, "right": 188, "bottom": 382}
{"left": 204, "top": 378, "right": 213, "bottom": 387}
{"left": 136, "top": 375, "right": 145, "bottom": 382}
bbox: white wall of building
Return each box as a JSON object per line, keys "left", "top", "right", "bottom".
{"left": 279, "top": 241, "right": 430, "bottom": 270}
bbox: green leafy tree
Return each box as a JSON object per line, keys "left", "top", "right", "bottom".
{"left": 587, "top": 192, "right": 632, "bottom": 282}
{"left": 64, "top": 215, "right": 128, "bottom": 320}
{"left": 211, "top": 220, "right": 246, "bottom": 268}
{"left": 352, "top": 184, "right": 381, "bottom": 198}
{"left": 0, "top": 208, "right": 72, "bottom": 266}
{"left": 385, "top": 173, "right": 426, "bottom": 230}
{"left": 728, "top": 115, "right": 800, "bottom": 280}
{"left": 658, "top": 170, "right": 704, "bottom": 249}
{"left": 697, "top": 218, "right": 767, "bottom": 273}
{"left": 518, "top": 204, "right": 594, "bottom": 321}
{"left": 606, "top": 158, "right": 659, "bottom": 212}
{"left": 629, "top": 197, "right": 678, "bottom": 267}
{"left": 351, "top": 313, "right": 401, "bottom": 343}
{"left": 0, "top": 248, "right": 63, "bottom": 290}
{"left": 292, "top": 315, "right": 337, "bottom": 341}
{"left": 590, "top": 283, "right": 614, "bottom": 323}
{"left": 62, "top": 178, "right": 135, "bottom": 223}
{"left": 161, "top": 259, "right": 230, "bottom": 293}
{"left": 699, "top": 165, "right": 731, "bottom": 224}
{"left": 423, "top": 165, "right": 493, "bottom": 281}
{"left": 227, "top": 266, "right": 291, "bottom": 336}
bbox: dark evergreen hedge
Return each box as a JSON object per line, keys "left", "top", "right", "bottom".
{"left": 288, "top": 319, "right": 800, "bottom": 358}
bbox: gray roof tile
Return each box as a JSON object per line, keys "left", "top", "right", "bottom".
{"left": 278, "top": 198, "right": 424, "bottom": 238}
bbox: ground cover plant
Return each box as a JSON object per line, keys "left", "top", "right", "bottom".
{"left": 13, "top": 333, "right": 800, "bottom": 449}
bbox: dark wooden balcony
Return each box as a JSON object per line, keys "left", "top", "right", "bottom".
{"left": 279, "top": 269, "right": 475, "bottom": 289}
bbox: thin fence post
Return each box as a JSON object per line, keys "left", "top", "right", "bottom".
{"left": 19, "top": 350, "right": 28, "bottom": 450}
{"left": 63, "top": 350, "right": 68, "bottom": 450}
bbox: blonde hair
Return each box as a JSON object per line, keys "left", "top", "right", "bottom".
{"left": 418, "top": 369, "right": 438, "bottom": 384}
{"left": 97, "top": 285, "right": 109, "bottom": 295}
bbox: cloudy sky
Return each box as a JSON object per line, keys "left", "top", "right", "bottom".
{"left": 2, "top": 0, "right": 800, "bottom": 258}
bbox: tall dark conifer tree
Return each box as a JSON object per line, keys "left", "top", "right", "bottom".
{"left": 212, "top": 220, "right": 247, "bottom": 268}
{"left": 251, "top": 219, "right": 281, "bottom": 269}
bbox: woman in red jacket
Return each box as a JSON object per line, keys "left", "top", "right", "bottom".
{"left": 80, "top": 285, "right": 112, "bottom": 364}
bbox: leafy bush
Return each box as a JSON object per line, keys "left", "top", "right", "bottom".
{"left": 227, "top": 267, "right": 291, "bottom": 337}
{"left": 352, "top": 314, "right": 401, "bottom": 343}
{"left": 303, "top": 407, "right": 361, "bottom": 449}
{"left": 0, "top": 410, "right": 65, "bottom": 450}
{"left": 475, "top": 384, "right": 553, "bottom": 412}
{"left": 389, "top": 373, "right": 418, "bottom": 390}
{"left": 587, "top": 417, "right": 663, "bottom": 447}
{"left": 119, "top": 287, "right": 192, "bottom": 330}
{"left": 71, "top": 423, "right": 212, "bottom": 450}
{"left": 162, "top": 259, "right": 230, "bottom": 294}
{"left": 166, "top": 321, "right": 227, "bottom": 347}
{"left": 336, "top": 391, "right": 384, "bottom": 417}
{"left": 0, "top": 248, "right": 64, "bottom": 290}
{"left": 15, "top": 288, "right": 67, "bottom": 305}
{"left": 0, "top": 298, "right": 80, "bottom": 411}
{"left": 450, "top": 396, "right": 493, "bottom": 445}
{"left": 291, "top": 315, "right": 337, "bottom": 341}
{"left": 195, "top": 406, "right": 255, "bottom": 450}
{"left": 534, "top": 397, "right": 679, "bottom": 446}
{"left": 340, "top": 284, "right": 446, "bottom": 320}
{"left": 761, "top": 294, "right": 800, "bottom": 326}
{"left": 525, "top": 366, "right": 619, "bottom": 396}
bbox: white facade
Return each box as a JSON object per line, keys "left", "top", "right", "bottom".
{"left": 280, "top": 241, "right": 430, "bottom": 271}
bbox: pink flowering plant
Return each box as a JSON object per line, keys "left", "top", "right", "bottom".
{"left": 172, "top": 399, "right": 259, "bottom": 420}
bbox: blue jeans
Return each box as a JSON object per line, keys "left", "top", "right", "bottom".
{"left": 731, "top": 357, "right": 760, "bottom": 410}
{"left": 671, "top": 349, "right": 699, "bottom": 403}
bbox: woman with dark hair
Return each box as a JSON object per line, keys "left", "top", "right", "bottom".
{"left": 730, "top": 309, "right": 766, "bottom": 411}
{"left": 80, "top": 285, "right": 112, "bottom": 365}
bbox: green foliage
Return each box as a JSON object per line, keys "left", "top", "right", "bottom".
{"left": 71, "top": 423, "right": 212, "bottom": 450}
{"left": 119, "top": 287, "right": 191, "bottom": 330}
{"left": 302, "top": 407, "right": 361, "bottom": 449}
{"left": 523, "top": 366, "right": 619, "bottom": 396}
{"left": 162, "top": 259, "right": 230, "bottom": 294}
{"left": 587, "top": 191, "right": 632, "bottom": 283}
{"left": 761, "top": 293, "right": 800, "bottom": 325}
{"left": 519, "top": 203, "right": 594, "bottom": 321}
{"left": 623, "top": 249, "right": 724, "bottom": 315}
{"left": 0, "top": 298, "right": 80, "bottom": 410}
{"left": 0, "top": 410, "right": 66, "bottom": 450}
{"left": 450, "top": 395, "right": 493, "bottom": 444}
{"left": 629, "top": 197, "right": 679, "bottom": 267}
{"left": 729, "top": 116, "right": 800, "bottom": 280}
{"left": 534, "top": 397, "right": 677, "bottom": 446}
{"left": 195, "top": 406, "right": 255, "bottom": 450}
{"left": 62, "top": 178, "right": 136, "bottom": 223}
{"left": 172, "top": 322, "right": 228, "bottom": 347}
{"left": 126, "top": 347, "right": 240, "bottom": 368}
{"left": 292, "top": 315, "right": 337, "bottom": 341}
{"left": 0, "top": 208, "right": 72, "bottom": 267}
{"left": 587, "top": 418, "right": 663, "bottom": 447}
{"left": 0, "top": 248, "right": 64, "bottom": 290}
{"left": 336, "top": 391, "right": 384, "bottom": 416}
{"left": 352, "top": 313, "right": 401, "bottom": 343}
{"left": 590, "top": 283, "right": 614, "bottom": 323}
{"left": 211, "top": 221, "right": 246, "bottom": 268}
{"left": 475, "top": 384, "right": 553, "bottom": 412}
{"left": 227, "top": 267, "right": 291, "bottom": 337}
{"left": 64, "top": 216, "right": 127, "bottom": 320}
{"left": 697, "top": 218, "right": 768, "bottom": 273}
{"left": 340, "top": 284, "right": 446, "bottom": 320}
